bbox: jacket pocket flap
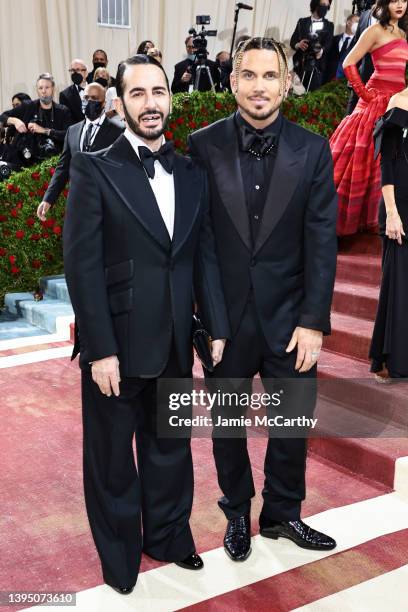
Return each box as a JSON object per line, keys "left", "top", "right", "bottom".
{"left": 105, "top": 259, "right": 134, "bottom": 286}
{"left": 108, "top": 288, "right": 132, "bottom": 315}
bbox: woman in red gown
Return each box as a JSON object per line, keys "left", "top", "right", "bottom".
{"left": 330, "top": 0, "right": 408, "bottom": 236}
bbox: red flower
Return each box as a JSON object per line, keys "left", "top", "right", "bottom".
{"left": 9, "top": 255, "right": 16, "bottom": 264}
{"left": 30, "top": 233, "right": 41, "bottom": 241}
{"left": 0, "top": 247, "right": 7, "bottom": 256}
{"left": 15, "top": 230, "right": 25, "bottom": 239}
{"left": 0, "top": 215, "right": 7, "bottom": 222}
{"left": 10, "top": 209, "right": 18, "bottom": 218}
{"left": 168, "top": 122, "right": 177, "bottom": 130}
{"left": 26, "top": 218, "right": 35, "bottom": 227}
{"left": 176, "top": 117, "right": 185, "bottom": 125}
{"left": 29, "top": 191, "right": 35, "bottom": 198}
{"left": 63, "top": 189, "right": 69, "bottom": 198}
{"left": 6, "top": 183, "right": 14, "bottom": 192}
{"left": 165, "top": 131, "right": 174, "bottom": 140}
{"left": 13, "top": 186, "right": 20, "bottom": 194}
{"left": 31, "top": 259, "right": 41, "bottom": 269}
{"left": 53, "top": 225, "right": 62, "bottom": 235}
{"left": 41, "top": 232, "right": 49, "bottom": 239}
{"left": 42, "top": 181, "right": 49, "bottom": 190}
{"left": 174, "top": 139, "right": 183, "bottom": 148}
{"left": 215, "top": 102, "right": 223, "bottom": 110}
{"left": 49, "top": 167, "right": 56, "bottom": 176}
{"left": 16, "top": 201, "right": 23, "bottom": 209}
{"left": 201, "top": 120, "right": 209, "bottom": 127}
{"left": 300, "top": 104, "right": 308, "bottom": 114}
{"left": 188, "top": 121, "right": 197, "bottom": 129}
{"left": 312, "top": 108, "right": 320, "bottom": 117}
{"left": 37, "top": 188, "right": 45, "bottom": 197}
{"left": 31, "top": 172, "right": 41, "bottom": 180}
{"left": 11, "top": 266, "right": 20, "bottom": 274}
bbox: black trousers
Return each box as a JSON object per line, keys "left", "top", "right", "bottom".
{"left": 81, "top": 347, "right": 195, "bottom": 589}
{"left": 207, "top": 300, "right": 316, "bottom": 523}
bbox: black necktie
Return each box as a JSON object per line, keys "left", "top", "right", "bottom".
{"left": 138, "top": 141, "right": 175, "bottom": 179}
{"left": 340, "top": 36, "right": 351, "bottom": 58}
{"left": 239, "top": 124, "right": 277, "bottom": 157}
{"left": 82, "top": 123, "right": 94, "bottom": 151}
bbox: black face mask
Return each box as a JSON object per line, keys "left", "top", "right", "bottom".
{"left": 71, "top": 72, "right": 83, "bottom": 86}
{"left": 93, "top": 61, "right": 106, "bottom": 71}
{"left": 317, "top": 5, "right": 329, "bottom": 18}
{"left": 95, "top": 77, "right": 108, "bottom": 88}
{"left": 84, "top": 100, "right": 104, "bottom": 121}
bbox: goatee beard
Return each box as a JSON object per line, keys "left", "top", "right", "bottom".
{"left": 122, "top": 99, "right": 168, "bottom": 141}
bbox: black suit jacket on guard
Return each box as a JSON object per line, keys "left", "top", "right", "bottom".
{"left": 44, "top": 117, "right": 124, "bottom": 205}
{"left": 59, "top": 84, "right": 84, "bottom": 123}
{"left": 63, "top": 134, "right": 230, "bottom": 377}
{"left": 188, "top": 115, "right": 338, "bottom": 355}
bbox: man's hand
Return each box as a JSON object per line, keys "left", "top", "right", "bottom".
{"left": 211, "top": 339, "right": 226, "bottom": 367}
{"left": 296, "top": 39, "right": 309, "bottom": 52}
{"left": 10, "top": 118, "right": 27, "bottom": 133}
{"left": 28, "top": 122, "right": 47, "bottom": 134}
{"left": 91, "top": 355, "right": 121, "bottom": 397}
{"left": 181, "top": 70, "right": 192, "bottom": 83}
{"left": 37, "top": 201, "right": 51, "bottom": 221}
{"left": 286, "top": 327, "right": 323, "bottom": 373}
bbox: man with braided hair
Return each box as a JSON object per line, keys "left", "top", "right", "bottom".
{"left": 189, "top": 37, "right": 337, "bottom": 561}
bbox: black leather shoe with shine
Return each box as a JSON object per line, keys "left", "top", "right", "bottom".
{"left": 224, "top": 514, "right": 252, "bottom": 561}
{"left": 260, "top": 517, "right": 336, "bottom": 551}
{"left": 107, "top": 584, "right": 134, "bottom": 595}
{"left": 175, "top": 552, "right": 204, "bottom": 570}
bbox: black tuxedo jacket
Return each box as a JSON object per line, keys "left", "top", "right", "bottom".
{"left": 44, "top": 117, "right": 124, "bottom": 205}
{"left": 63, "top": 134, "right": 230, "bottom": 377}
{"left": 188, "top": 115, "right": 337, "bottom": 355}
{"left": 290, "top": 16, "right": 334, "bottom": 78}
{"left": 171, "top": 58, "right": 220, "bottom": 94}
{"left": 59, "top": 84, "right": 84, "bottom": 123}
{"left": 325, "top": 33, "right": 353, "bottom": 81}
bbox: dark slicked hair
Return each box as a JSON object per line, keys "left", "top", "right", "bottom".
{"left": 116, "top": 54, "right": 170, "bottom": 98}
{"left": 310, "top": 0, "right": 332, "bottom": 13}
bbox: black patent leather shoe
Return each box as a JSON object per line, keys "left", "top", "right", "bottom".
{"left": 107, "top": 584, "right": 134, "bottom": 595}
{"left": 224, "top": 514, "right": 252, "bottom": 561}
{"left": 175, "top": 552, "right": 204, "bottom": 570}
{"left": 260, "top": 517, "right": 336, "bottom": 551}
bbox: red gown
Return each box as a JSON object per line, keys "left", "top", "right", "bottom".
{"left": 330, "top": 39, "right": 408, "bottom": 236}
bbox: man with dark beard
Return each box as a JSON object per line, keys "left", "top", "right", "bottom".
{"left": 189, "top": 38, "right": 338, "bottom": 561}
{"left": 63, "top": 54, "right": 229, "bottom": 594}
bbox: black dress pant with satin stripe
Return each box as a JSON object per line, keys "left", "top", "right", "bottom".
{"left": 207, "top": 299, "right": 317, "bottom": 523}
{"left": 81, "top": 347, "right": 194, "bottom": 589}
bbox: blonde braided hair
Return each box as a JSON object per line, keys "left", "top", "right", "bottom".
{"left": 233, "top": 37, "right": 289, "bottom": 98}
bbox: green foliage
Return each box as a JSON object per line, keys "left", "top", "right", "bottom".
{"left": 0, "top": 80, "right": 348, "bottom": 305}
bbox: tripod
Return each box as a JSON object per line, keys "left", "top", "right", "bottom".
{"left": 193, "top": 60, "right": 216, "bottom": 92}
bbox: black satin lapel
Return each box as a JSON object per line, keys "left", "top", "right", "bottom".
{"left": 254, "top": 135, "right": 306, "bottom": 255}
{"left": 94, "top": 141, "right": 171, "bottom": 251}
{"left": 208, "top": 137, "right": 251, "bottom": 252}
{"left": 172, "top": 156, "right": 201, "bottom": 256}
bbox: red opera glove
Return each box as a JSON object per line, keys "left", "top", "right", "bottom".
{"left": 344, "top": 65, "right": 376, "bottom": 103}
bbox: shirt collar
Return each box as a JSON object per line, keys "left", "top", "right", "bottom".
{"left": 84, "top": 112, "right": 106, "bottom": 128}
{"left": 124, "top": 128, "right": 165, "bottom": 160}
{"left": 235, "top": 110, "right": 283, "bottom": 138}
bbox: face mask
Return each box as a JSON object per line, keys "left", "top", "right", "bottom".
{"left": 71, "top": 72, "right": 83, "bottom": 86}
{"left": 93, "top": 61, "right": 106, "bottom": 71}
{"left": 40, "top": 95, "right": 53, "bottom": 105}
{"left": 84, "top": 100, "right": 104, "bottom": 121}
{"left": 317, "top": 5, "right": 329, "bottom": 18}
{"left": 351, "top": 22, "right": 358, "bottom": 35}
{"left": 95, "top": 77, "right": 108, "bottom": 88}
{"left": 187, "top": 53, "right": 195, "bottom": 61}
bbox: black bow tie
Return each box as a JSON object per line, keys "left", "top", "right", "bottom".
{"left": 138, "top": 142, "right": 175, "bottom": 178}
{"left": 239, "top": 124, "right": 277, "bottom": 157}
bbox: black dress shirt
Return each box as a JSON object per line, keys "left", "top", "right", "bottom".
{"left": 235, "top": 111, "right": 282, "bottom": 244}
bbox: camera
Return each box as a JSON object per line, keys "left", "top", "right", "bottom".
{"left": 0, "top": 162, "right": 12, "bottom": 181}
{"left": 36, "top": 136, "right": 58, "bottom": 159}
{"left": 189, "top": 15, "right": 217, "bottom": 62}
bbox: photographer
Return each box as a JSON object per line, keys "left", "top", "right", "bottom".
{"left": 171, "top": 35, "right": 220, "bottom": 93}
{"left": 0, "top": 73, "right": 71, "bottom": 168}
{"left": 290, "top": 0, "right": 334, "bottom": 92}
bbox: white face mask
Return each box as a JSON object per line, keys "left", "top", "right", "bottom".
{"left": 351, "top": 22, "right": 358, "bottom": 35}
